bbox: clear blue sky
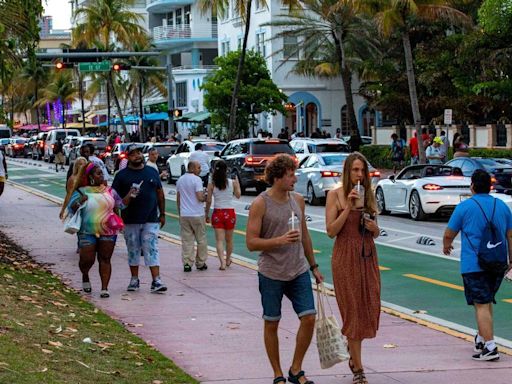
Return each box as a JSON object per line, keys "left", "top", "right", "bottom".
{"left": 43, "top": 0, "right": 72, "bottom": 30}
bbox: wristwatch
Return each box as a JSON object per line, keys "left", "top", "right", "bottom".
{"left": 309, "top": 263, "right": 319, "bottom": 271}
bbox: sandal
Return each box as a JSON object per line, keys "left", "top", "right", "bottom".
{"left": 273, "top": 377, "right": 286, "bottom": 384}
{"left": 100, "top": 290, "right": 110, "bottom": 298}
{"left": 82, "top": 281, "right": 92, "bottom": 293}
{"left": 352, "top": 370, "right": 368, "bottom": 384}
{"left": 288, "top": 369, "right": 314, "bottom": 384}
{"left": 349, "top": 357, "right": 356, "bottom": 373}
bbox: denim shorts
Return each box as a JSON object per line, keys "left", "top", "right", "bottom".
{"left": 78, "top": 233, "right": 117, "bottom": 249}
{"left": 124, "top": 223, "right": 160, "bottom": 267}
{"left": 462, "top": 271, "right": 505, "bottom": 305}
{"left": 258, "top": 271, "right": 316, "bottom": 321}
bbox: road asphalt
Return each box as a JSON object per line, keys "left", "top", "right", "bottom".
{"left": 1, "top": 183, "right": 512, "bottom": 383}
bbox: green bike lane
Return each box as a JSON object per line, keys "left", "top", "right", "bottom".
{"left": 7, "top": 167, "right": 512, "bottom": 342}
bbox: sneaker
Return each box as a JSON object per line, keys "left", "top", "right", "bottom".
{"left": 151, "top": 279, "right": 167, "bottom": 293}
{"left": 472, "top": 346, "right": 499, "bottom": 361}
{"left": 126, "top": 277, "right": 140, "bottom": 292}
{"left": 183, "top": 264, "right": 192, "bottom": 272}
{"left": 100, "top": 290, "right": 110, "bottom": 298}
{"left": 197, "top": 264, "right": 208, "bottom": 271}
{"left": 474, "top": 335, "right": 484, "bottom": 353}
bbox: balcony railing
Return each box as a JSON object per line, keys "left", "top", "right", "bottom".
{"left": 153, "top": 23, "right": 218, "bottom": 41}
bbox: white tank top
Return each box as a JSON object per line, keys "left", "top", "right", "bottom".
{"left": 213, "top": 179, "right": 234, "bottom": 209}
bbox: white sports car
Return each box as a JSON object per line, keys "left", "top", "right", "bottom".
{"left": 375, "top": 165, "right": 473, "bottom": 220}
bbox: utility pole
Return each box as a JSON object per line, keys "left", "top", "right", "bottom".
{"left": 166, "top": 54, "right": 174, "bottom": 138}
{"left": 78, "top": 72, "right": 86, "bottom": 134}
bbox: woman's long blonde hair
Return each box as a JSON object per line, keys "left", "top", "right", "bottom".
{"left": 341, "top": 152, "right": 378, "bottom": 215}
{"left": 59, "top": 158, "right": 88, "bottom": 219}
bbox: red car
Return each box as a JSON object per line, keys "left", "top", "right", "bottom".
{"left": 6, "top": 138, "right": 27, "bottom": 157}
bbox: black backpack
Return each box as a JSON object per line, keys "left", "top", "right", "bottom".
{"left": 464, "top": 198, "right": 509, "bottom": 274}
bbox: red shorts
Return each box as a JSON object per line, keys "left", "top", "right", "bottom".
{"left": 211, "top": 208, "right": 236, "bottom": 230}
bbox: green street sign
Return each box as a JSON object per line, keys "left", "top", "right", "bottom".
{"left": 78, "top": 61, "right": 111, "bottom": 72}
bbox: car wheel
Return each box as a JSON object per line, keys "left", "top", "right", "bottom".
{"left": 376, "top": 187, "right": 389, "bottom": 215}
{"left": 409, "top": 190, "right": 427, "bottom": 221}
{"left": 236, "top": 173, "right": 246, "bottom": 195}
{"left": 181, "top": 165, "right": 186, "bottom": 176}
{"left": 65, "top": 156, "right": 69, "bottom": 166}
{"left": 256, "top": 184, "right": 266, "bottom": 194}
{"left": 307, "top": 183, "right": 321, "bottom": 206}
{"left": 166, "top": 166, "right": 174, "bottom": 184}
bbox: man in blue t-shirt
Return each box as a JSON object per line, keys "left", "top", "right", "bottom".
{"left": 112, "top": 145, "right": 167, "bottom": 293}
{"left": 443, "top": 170, "right": 512, "bottom": 362}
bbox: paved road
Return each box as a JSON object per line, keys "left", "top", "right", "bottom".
{"left": 5, "top": 158, "right": 512, "bottom": 345}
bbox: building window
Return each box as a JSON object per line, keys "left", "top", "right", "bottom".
{"left": 256, "top": 32, "right": 266, "bottom": 57}
{"left": 176, "top": 81, "right": 187, "bottom": 108}
{"left": 221, "top": 41, "right": 231, "bottom": 56}
{"left": 237, "top": 37, "right": 243, "bottom": 50}
{"left": 167, "top": 12, "right": 174, "bottom": 27}
{"left": 255, "top": 0, "right": 263, "bottom": 10}
{"left": 184, "top": 5, "right": 191, "bottom": 25}
{"left": 176, "top": 9, "right": 182, "bottom": 26}
{"left": 283, "top": 36, "right": 298, "bottom": 59}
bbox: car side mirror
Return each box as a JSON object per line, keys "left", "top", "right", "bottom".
{"left": 388, "top": 175, "right": 395, "bottom": 181}
{"left": 214, "top": 151, "right": 220, "bottom": 157}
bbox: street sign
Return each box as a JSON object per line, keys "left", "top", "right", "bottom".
{"left": 443, "top": 109, "right": 453, "bottom": 125}
{"left": 78, "top": 61, "right": 111, "bottom": 72}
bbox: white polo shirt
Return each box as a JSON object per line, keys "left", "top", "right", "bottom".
{"left": 176, "top": 173, "right": 204, "bottom": 217}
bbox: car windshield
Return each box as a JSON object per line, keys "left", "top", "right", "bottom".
{"left": 201, "top": 143, "right": 225, "bottom": 152}
{"left": 313, "top": 143, "right": 349, "bottom": 153}
{"left": 84, "top": 140, "right": 106, "bottom": 150}
{"left": 154, "top": 145, "right": 177, "bottom": 156}
{"left": 478, "top": 158, "right": 510, "bottom": 170}
{"left": 319, "top": 154, "right": 348, "bottom": 166}
{"left": 15, "top": 139, "right": 26, "bottom": 144}
{"left": 252, "top": 142, "right": 294, "bottom": 155}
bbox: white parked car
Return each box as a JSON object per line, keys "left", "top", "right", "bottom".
{"left": 290, "top": 138, "right": 349, "bottom": 163}
{"left": 375, "top": 164, "right": 473, "bottom": 220}
{"left": 63, "top": 135, "right": 81, "bottom": 164}
{"left": 166, "top": 139, "right": 225, "bottom": 182}
{"left": 44, "top": 129, "right": 81, "bottom": 163}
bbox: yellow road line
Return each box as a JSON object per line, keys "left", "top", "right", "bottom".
{"left": 503, "top": 299, "right": 512, "bottom": 304}
{"left": 379, "top": 266, "right": 391, "bottom": 271}
{"left": 404, "top": 273, "right": 464, "bottom": 291}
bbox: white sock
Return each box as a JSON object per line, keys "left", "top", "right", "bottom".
{"left": 484, "top": 340, "right": 497, "bottom": 351}
{"left": 476, "top": 334, "right": 485, "bottom": 343}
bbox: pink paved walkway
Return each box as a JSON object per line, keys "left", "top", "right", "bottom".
{"left": 1, "top": 185, "right": 511, "bottom": 384}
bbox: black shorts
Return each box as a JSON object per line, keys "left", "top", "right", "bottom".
{"left": 462, "top": 271, "right": 504, "bottom": 305}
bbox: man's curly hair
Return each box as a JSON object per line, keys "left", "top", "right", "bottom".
{"left": 265, "top": 154, "right": 297, "bottom": 185}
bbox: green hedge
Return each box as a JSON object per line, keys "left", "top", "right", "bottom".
{"left": 360, "top": 145, "right": 510, "bottom": 169}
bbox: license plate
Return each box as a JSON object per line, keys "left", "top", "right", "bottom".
{"left": 460, "top": 194, "right": 471, "bottom": 202}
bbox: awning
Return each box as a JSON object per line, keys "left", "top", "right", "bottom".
{"left": 144, "top": 112, "right": 168, "bottom": 121}
{"left": 177, "top": 111, "right": 210, "bottom": 122}
{"left": 66, "top": 122, "right": 98, "bottom": 129}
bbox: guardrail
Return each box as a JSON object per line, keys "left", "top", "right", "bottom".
{"left": 153, "top": 23, "right": 218, "bottom": 40}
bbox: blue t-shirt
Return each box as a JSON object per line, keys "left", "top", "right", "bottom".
{"left": 447, "top": 194, "right": 512, "bottom": 274}
{"left": 112, "top": 166, "right": 162, "bottom": 224}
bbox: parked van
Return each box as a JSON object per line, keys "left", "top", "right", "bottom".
{"left": 44, "top": 129, "right": 81, "bottom": 162}
{"left": 0, "top": 124, "right": 12, "bottom": 139}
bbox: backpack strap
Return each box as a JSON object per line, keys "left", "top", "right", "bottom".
{"left": 461, "top": 197, "right": 496, "bottom": 253}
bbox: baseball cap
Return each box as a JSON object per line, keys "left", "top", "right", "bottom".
{"left": 433, "top": 137, "right": 443, "bottom": 145}
{"left": 126, "top": 144, "right": 142, "bottom": 154}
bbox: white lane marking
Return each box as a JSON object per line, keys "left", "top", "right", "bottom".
{"left": 385, "top": 235, "right": 418, "bottom": 243}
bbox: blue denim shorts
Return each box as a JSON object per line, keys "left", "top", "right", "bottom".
{"left": 78, "top": 233, "right": 117, "bottom": 249}
{"left": 462, "top": 271, "right": 504, "bottom": 305}
{"left": 258, "top": 271, "right": 316, "bottom": 321}
{"left": 123, "top": 223, "right": 160, "bottom": 267}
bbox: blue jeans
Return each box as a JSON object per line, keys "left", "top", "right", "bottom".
{"left": 124, "top": 223, "right": 160, "bottom": 267}
{"left": 78, "top": 233, "right": 117, "bottom": 249}
{"left": 258, "top": 271, "right": 316, "bottom": 321}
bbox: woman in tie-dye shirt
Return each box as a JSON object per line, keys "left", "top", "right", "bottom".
{"left": 68, "top": 162, "right": 137, "bottom": 298}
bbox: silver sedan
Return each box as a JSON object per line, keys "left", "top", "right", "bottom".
{"left": 295, "top": 153, "right": 380, "bottom": 205}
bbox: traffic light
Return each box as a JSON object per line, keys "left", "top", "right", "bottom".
{"left": 55, "top": 62, "right": 73, "bottom": 70}
{"left": 112, "top": 63, "right": 131, "bottom": 71}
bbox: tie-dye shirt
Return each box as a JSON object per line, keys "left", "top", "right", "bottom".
{"left": 69, "top": 186, "right": 125, "bottom": 236}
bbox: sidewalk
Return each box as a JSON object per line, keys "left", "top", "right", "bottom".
{"left": 1, "top": 184, "right": 512, "bottom": 384}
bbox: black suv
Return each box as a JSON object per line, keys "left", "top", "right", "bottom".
{"left": 142, "top": 142, "right": 179, "bottom": 176}
{"left": 215, "top": 138, "right": 296, "bottom": 194}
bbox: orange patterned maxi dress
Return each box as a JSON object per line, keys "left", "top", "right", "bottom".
{"left": 332, "top": 209, "right": 381, "bottom": 340}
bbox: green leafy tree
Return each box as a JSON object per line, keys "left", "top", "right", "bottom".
{"left": 73, "top": 0, "right": 144, "bottom": 136}
{"left": 478, "top": 0, "right": 512, "bottom": 36}
{"left": 370, "top": 0, "right": 471, "bottom": 163}
{"left": 202, "top": 50, "right": 287, "bottom": 139}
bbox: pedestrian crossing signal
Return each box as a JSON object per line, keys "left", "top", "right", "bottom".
{"left": 169, "top": 109, "right": 183, "bottom": 118}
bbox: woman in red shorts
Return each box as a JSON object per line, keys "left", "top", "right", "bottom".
{"left": 205, "top": 160, "right": 241, "bottom": 269}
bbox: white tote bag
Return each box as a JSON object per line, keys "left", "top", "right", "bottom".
{"left": 64, "top": 202, "right": 85, "bottom": 234}
{"left": 315, "top": 284, "right": 349, "bottom": 369}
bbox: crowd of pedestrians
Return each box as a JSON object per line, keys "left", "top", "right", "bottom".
{"left": 53, "top": 136, "right": 511, "bottom": 384}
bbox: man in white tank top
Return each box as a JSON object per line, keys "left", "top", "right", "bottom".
{"left": 246, "top": 155, "right": 324, "bottom": 384}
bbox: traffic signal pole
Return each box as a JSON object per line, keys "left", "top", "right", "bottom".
{"left": 167, "top": 54, "right": 174, "bottom": 138}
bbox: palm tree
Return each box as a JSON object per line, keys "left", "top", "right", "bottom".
{"left": 73, "top": 0, "right": 144, "bottom": 136}
{"left": 199, "top": 0, "right": 269, "bottom": 139}
{"left": 20, "top": 60, "right": 48, "bottom": 131}
{"left": 370, "top": 0, "right": 471, "bottom": 163}
{"left": 269, "top": 0, "right": 377, "bottom": 149}
{"left": 37, "top": 71, "right": 78, "bottom": 128}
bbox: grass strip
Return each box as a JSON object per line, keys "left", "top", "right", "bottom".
{"left": 0, "top": 231, "right": 198, "bottom": 384}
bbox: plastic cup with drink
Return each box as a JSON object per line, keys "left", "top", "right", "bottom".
{"left": 130, "top": 180, "right": 143, "bottom": 198}
{"left": 287, "top": 210, "right": 301, "bottom": 242}
{"left": 354, "top": 180, "right": 365, "bottom": 209}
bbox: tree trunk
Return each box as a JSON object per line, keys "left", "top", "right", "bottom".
{"left": 35, "top": 85, "right": 41, "bottom": 131}
{"left": 138, "top": 80, "right": 145, "bottom": 142}
{"left": 108, "top": 72, "right": 127, "bottom": 138}
{"left": 334, "top": 29, "right": 361, "bottom": 151}
{"left": 62, "top": 100, "right": 66, "bottom": 129}
{"left": 228, "top": 1, "right": 252, "bottom": 140}
{"left": 402, "top": 32, "right": 425, "bottom": 163}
